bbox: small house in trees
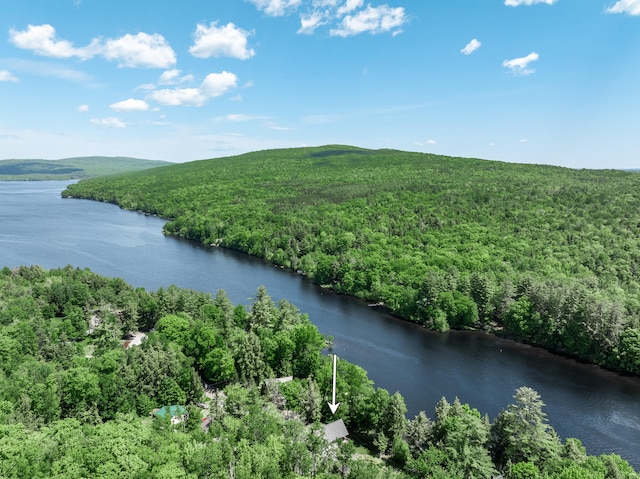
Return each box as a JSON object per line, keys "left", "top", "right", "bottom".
{"left": 323, "top": 418, "right": 349, "bottom": 443}
{"left": 155, "top": 405, "right": 187, "bottom": 424}
{"left": 123, "top": 332, "right": 146, "bottom": 349}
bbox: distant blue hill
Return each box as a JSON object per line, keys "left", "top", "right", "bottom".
{"left": 0, "top": 156, "right": 171, "bottom": 180}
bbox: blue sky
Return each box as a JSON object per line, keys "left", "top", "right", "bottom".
{"left": 1, "top": 0, "right": 639, "bottom": 168}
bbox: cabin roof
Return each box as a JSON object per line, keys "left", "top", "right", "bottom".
{"left": 323, "top": 418, "right": 349, "bottom": 443}
{"left": 155, "top": 404, "right": 187, "bottom": 418}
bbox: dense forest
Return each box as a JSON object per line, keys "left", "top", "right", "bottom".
{"left": 0, "top": 265, "right": 637, "bottom": 478}
{"left": 0, "top": 157, "right": 169, "bottom": 180}
{"left": 62, "top": 145, "right": 640, "bottom": 376}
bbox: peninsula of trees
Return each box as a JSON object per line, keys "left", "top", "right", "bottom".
{"left": 0, "top": 265, "right": 637, "bottom": 478}
{"left": 62, "top": 145, "right": 640, "bottom": 377}
{"left": 0, "top": 157, "right": 170, "bottom": 180}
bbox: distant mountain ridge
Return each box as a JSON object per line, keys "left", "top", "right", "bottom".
{"left": 0, "top": 156, "right": 171, "bottom": 180}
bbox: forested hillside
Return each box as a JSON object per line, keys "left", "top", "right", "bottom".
{"left": 0, "top": 265, "right": 637, "bottom": 478}
{"left": 62, "top": 146, "right": 640, "bottom": 376}
{"left": 0, "top": 157, "right": 170, "bottom": 180}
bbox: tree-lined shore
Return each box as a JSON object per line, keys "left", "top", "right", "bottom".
{"left": 63, "top": 145, "right": 640, "bottom": 377}
{"left": 0, "top": 265, "right": 637, "bottom": 478}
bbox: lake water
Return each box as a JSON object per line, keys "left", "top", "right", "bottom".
{"left": 1, "top": 180, "right": 639, "bottom": 467}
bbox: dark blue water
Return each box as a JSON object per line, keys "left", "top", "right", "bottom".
{"left": 1, "top": 180, "right": 639, "bottom": 467}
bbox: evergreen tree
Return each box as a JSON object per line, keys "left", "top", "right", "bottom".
{"left": 250, "top": 285, "right": 278, "bottom": 331}
{"left": 431, "top": 397, "right": 497, "bottom": 479}
{"left": 381, "top": 391, "right": 408, "bottom": 442}
{"left": 232, "top": 331, "right": 268, "bottom": 386}
{"left": 405, "top": 410, "right": 433, "bottom": 457}
{"left": 491, "top": 386, "right": 561, "bottom": 469}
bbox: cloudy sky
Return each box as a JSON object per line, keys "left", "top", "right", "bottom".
{"left": 1, "top": 0, "right": 639, "bottom": 168}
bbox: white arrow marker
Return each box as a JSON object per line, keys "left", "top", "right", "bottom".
{"left": 328, "top": 354, "right": 340, "bottom": 414}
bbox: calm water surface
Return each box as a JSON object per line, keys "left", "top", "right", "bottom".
{"left": 1, "top": 181, "right": 639, "bottom": 467}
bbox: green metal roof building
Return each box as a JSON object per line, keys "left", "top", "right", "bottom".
{"left": 155, "top": 405, "right": 187, "bottom": 420}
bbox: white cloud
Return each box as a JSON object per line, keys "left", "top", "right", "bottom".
{"left": 415, "top": 139, "right": 437, "bottom": 146}
{"left": 313, "top": 0, "right": 340, "bottom": 7}
{"left": 148, "top": 88, "right": 206, "bottom": 107}
{"left": 249, "top": 0, "right": 302, "bottom": 16}
{"left": 201, "top": 72, "right": 238, "bottom": 96}
{"left": 461, "top": 38, "right": 481, "bottom": 55}
{"left": 77, "top": 104, "right": 89, "bottom": 113}
{"left": 189, "top": 22, "right": 255, "bottom": 60}
{"left": 504, "top": 0, "right": 557, "bottom": 5}
{"left": 158, "top": 70, "right": 177, "bottom": 84}
{"left": 136, "top": 83, "right": 157, "bottom": 91}
{"left": 149, "top": 71, "right": 238, "bottom": 107}
{"left": 337, "top": 0, "right": 364, "bottom": 15}
{"left": 102, "top": 33, "right": 176, "bottom": 68}
{"left": 158, "top": 69, "right": 194, "bottom": 85}
{"left": 110, "top": 98, "right": 150, "bottom": 112}
{"left": 9, "top": 24, "right": 89, "bottom": 59}
{"left": 297, "top": 0, "right": 366, "bottom": 34}
{"left": 0, "top": 70, "right": 18, "bottom": 82}
{"left": 250, "top": 0, "right": 407, "bottom": 36}
{"left": 9, "top": 24, "right": 175, "bottom": 68}
{"left": 90, "top": 117, "right": 125, "bottom": 128}
{"left": 503, "top": 51, "right": 539, "bottom": 75}
{"left": 606, "top": 0, "right": 640, "bottom": 15}
{"left": 330, "top": 5, "right": 407, "bottom": 37}
{"left": 298, "top": 11, "right": 327, "bottom": 34}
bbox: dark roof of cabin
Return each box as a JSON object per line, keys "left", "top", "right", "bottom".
{"left": 323, "top": 418, "right": 349, "bottom": 443}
